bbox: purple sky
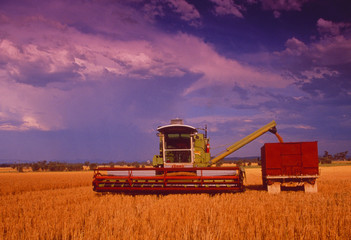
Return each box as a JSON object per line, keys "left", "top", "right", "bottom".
{"left": 0, "top": 0, "right": 350, "bottom": 163}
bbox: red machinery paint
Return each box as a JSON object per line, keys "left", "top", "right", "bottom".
{"left": 261, "top": 141, "right": 319, "bottom": 193}
{"left": 93, "top": 167, "right": 243, "bottom": 194}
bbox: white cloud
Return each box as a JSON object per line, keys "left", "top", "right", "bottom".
{"left": 143, "top": 0, "right": 201, "bottom": 27}
{"left": 278, "top": 37, "right": 308, "bottom": 56}
{"left": 188, "top": 115, "right": 246, "bottom": 126}
{"left": 71, "top": 31, "right": 288, "bottom": 95}
{"left": 317, "top": 18, "right": 351, "bottom": 36}
{"left": 131, "top": 33, "right": 287, "bottom": 96}
{"left": 273, "top": 10, "right": 281, "bottom": 18}
{"left": 276, "top": 20, "right": 351, "bottom": 67}
{"left": 0, "top": 80, "right": 65, "bottom": 131}
{"left": 259, "top": 0, "right": 310, "bottom": 17}
{"left": 280, "top": 123, "right": 316, "bottom": 130}
{"left": 0, "top": 40, "right": 21, "bottom": 59}
{"left": 300, "top": 67, "right": 339, "bottom": 83}
{"left": 22, "top": 116, "right": 49, "bottom": 131}
{"left": 167, "top": 0, "right": 201, "bottom": 22}
{"left": 0, "top": 2, "right": 288, "bottom": 96}
{"left": 0, "top": 38, "right": 79, "bottom": 85}
{"left": 260, "top": 0, "right": 309, "bottom": 11}
{"left": 210, "top": 0, "right": 245, "bottom": 18}
{"left": 187, "top": 115, "right": 277, "bottom": 132}
{"left": 0, "top": 2, "right": 298, "bottom": 138}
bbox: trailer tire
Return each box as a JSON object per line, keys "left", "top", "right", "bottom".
{"left": 304, "top": 181, "right": 317, "bottom": 193}
{"left": 267, "top": 182, "right": 281, "bottom": 194}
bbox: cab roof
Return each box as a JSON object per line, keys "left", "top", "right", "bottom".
{"left": 157, "top": 124, "right": 197, "bottom": 134}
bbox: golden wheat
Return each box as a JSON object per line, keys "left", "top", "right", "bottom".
{"left": 0, "top": 171, "right": 92, "bottom": 195}
{"left": 1, "top": 166, "right": 350, "bottom": 239}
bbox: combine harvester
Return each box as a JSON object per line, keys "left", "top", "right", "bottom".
{"left": 93, "top": 119, "right": 283, "bottom": 194}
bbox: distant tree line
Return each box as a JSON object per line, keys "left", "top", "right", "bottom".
{"left": 319, "top": 151, "right": 350, "bottom": 164}
{"left": 214, "top": 157, "right": 260, "bottom": 167}
{"left": 7, "top": 160, "right": 152, "bottom": 172}
{"left": 10, "top": 161, "right": 85, "bottom": 172}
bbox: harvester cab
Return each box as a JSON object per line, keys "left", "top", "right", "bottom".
{"left": 152, "top": 118, "right": 211, "bottom": 168}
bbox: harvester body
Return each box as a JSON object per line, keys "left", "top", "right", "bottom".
{"left": 93, "top": 119, "right": 281, "bottom": 194}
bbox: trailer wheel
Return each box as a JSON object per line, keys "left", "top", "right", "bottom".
{"left": 304, "top": 181, "right": 318, "bottom": 193}
{"left": 267, "top": 182, "right": 281, "bottom": 194}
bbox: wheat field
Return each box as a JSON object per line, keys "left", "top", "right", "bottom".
{"left": 1, "top": 166, "right": 350, "bottom": 240}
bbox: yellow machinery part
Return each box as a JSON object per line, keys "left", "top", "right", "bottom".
{"left": 210, "top": 120, "right": 282, "bottom": 165}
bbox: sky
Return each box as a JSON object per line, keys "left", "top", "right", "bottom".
{"left": 0, "top": 0, "right": 350, "bottom": 163}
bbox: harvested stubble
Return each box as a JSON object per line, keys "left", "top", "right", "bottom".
{"left": 1, "top": 166, "right": 350, "bottom": 240}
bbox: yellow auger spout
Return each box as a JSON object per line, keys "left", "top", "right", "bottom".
{"left": 210, "top": 120, "right": 283, "bottom": 166}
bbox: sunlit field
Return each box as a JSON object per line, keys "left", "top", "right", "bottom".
{"left": 1, "top": 166, "right": 350, "bottom": 239}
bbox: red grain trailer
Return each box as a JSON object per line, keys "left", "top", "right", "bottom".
{"left": 261, "top": 141, "right": 319, "bottom": 193}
